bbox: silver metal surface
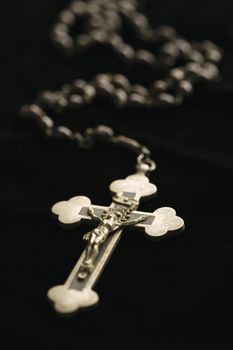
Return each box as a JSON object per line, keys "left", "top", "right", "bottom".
{"left": 48, "top": 174, "right": 184, "bottom": 314}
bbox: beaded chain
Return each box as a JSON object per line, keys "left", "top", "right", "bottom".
{"left": 21, "top": 0, "right": 222, "bottom": 158}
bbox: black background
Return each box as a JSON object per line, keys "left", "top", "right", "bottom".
{"left": 1, "top": 0, "right": 233, "bottom": 348}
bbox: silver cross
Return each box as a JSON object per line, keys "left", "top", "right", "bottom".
{"left": 47, "top": 173, "right": 184, "bottom": 314}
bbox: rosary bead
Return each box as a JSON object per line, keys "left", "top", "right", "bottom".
{"left": 119, "top": 1, "right": 135, "bottom": 14}
{"left": 86, "top": 15, "right": 103, "bottom": 30}
{"left": 90, "top": 30, "right": 108, "bottom": 44}
{"left": 72, "top": 79, "right": 87, "bottom": 93}
{"left": 38, "top": 115, "right": 54, "bottom": 129}
{"left": 185, "top": 62, "right": 202, "bottom": 80}
{"left": 154, "top": 26, "right": 177, "bottom": 40}
{"left": 150, "top": 80, "right": 168, "bottom": 94}
{"left": 111, "top": 74, "right": 131, "bottom": 91}
{"left": 72, "top": 132, "right": 84, "bottom": 145}
{"left": 39, "top": 0, "right": 222, "bottom": 123}
{"left": 201, "top": 63, "right": 219, "bottom": 80}
{"left": 130, "top": 12, "right": 149, "bottom": 28}
{"left": 37, "top": 91, "right": 57, "bottom": 107}
{"left": 69, "top": 94, "right": 84, "bottom": 107}
{"left": 20, "top": 104, "right": 45, "bottom": 119}
{"left": 75, "top": 34, "right": 93, "bottom": 50}
{"left": 57, "top": 96, "right": 69, "bottom": 110}
{"left": 87, "top": 3, "right": 101, "bottom": 16}
{"left": 83, "top": 85, "right": 96, "bottom": 103}
{"left": 131, "top": 84, "right": 148, "bottom": 96}
{"left": 135, "top": 50, "right": 155, "bottom": 65}
{"left": 202, "top": 40, "right": 218, "bottom": 50}
{"left": 177, "top": 80, "right": 193, "bottom": 96}
{"left": 104, "top": 11, "right": 121, "bottom": 30}
{"left": 53, "top": 23, "right": 68, "bottom": 35}
{"left": 186, "top": 49, "right": 204, "bottom": 64}
{"left": 94, "top": 74, "right": 111, "bottom": 87}
{"left": 175, "top": 39, "right": 192, "bottom": 55}
{"left": 117, "top": 44, "right": 135, "bottom": 62}
{"left": 59, "top": 10, "right": 76, "bottom": 26}
{"left": 128, "top": 93, "right": 146, "bottom": 106}
{"left": 205, "top": 48, "right": 222, "bottom": 63}
{"left": 169, "top": 68, "right": 185, "bottom": 81}
{"left": 108, "top": 34, "right": 123, "bottom": 49}
{"left": 112, "top": 88, "right": 128, "bottom": 107}
{"left": 54, "top": 126, "right": 73, "bottom": 139}
{"left": 157, "top": 93, "right": 175, "bottom": 107}
{"left": 160, "top": 42, "right": 179, "bottom": 64}
{"left": 56, "top": 35, "right": 74, "bottom": 54}
{"left": 161, "top": 42, "right": 179, "bottom": 56}
{"left": 94, "top": 125, "right": 114, "bottom": 139}
{"left": 69, "top": 1, "right": 87, "bottom": 16}
{"left": 95, "top": 80, "right": 114, "bottom": 96}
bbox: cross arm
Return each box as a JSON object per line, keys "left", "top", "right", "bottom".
{"left": 51, "top": 196, "right": 108, "bottom": 228}
{"left": 132, "top": 207, "right": 184, "bottom": 239}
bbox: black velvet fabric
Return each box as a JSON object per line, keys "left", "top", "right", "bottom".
{"left": 1, "top": 0, "right": 233, "bottom": 348}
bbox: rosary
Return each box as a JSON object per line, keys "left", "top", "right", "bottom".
{"left": 20, "top": 0, "right": 222, "bottom": 315}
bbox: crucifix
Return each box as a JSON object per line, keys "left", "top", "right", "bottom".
{"left": 19, "top": 0, "right": 222, "bottom": 319}
{"left": 48, "top": 171, "right": 184, "bottom": 315}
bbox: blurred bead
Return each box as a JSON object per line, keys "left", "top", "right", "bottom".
{"left": 205, "top": 49, "right": 222, "bottom": 63}
{"left": 178, "top": 80, "right": 193, "bottom": 95}
{"left": 95, "top": 125, "right": 114, "bottom": 138}
{"left": 90, "top": 30, "right": 108, "bottom": 44}
{"left": 120, "top": 1, "right": 135, "bottom": 13}
{"left": 202, "top": 40, "right": 218, "bottom": 49}
{"left": 169, "top": 68, "right": 185, "bottom": 81}
{"left": 87, "top": 3, "right": 101, "bottom": 16}
{"left": 37, "top": 91, "right": 56, "bottom": 107}
{"left": 72, "top": 132, "right": 84, "bottom": 145}
{"left": 38, "top": 115, "right": 54, "bottom": 129}
{"left": 154, "top": 26, "right": 176, "bottom": 40}
{"left": 189, "top": 50, "right": 204, "bottom": 64}
{"left": 57, "top": 35, "right": 74, "bottom": 53}
{"left": 69, "top": 94, "right": 84, "bottom": 107}
{"left": 131, "top": 84, "right": 148, "bottom": 96}
{"left": 76, "top": 34, "right": 93, "bottom": 50}
{"left": 94, "top": 74, "right": 111, "bottom": 85}
{"left": 59, "top": 10, "right": 76, "bottom": 26}
{"left": 72, "top": 79, "right": 87, "bottom": 93}
{"left": 117, "top": 44, "right": 135, "bottom": 61}
{"left": 87, "top": 16, "right": 103, "bottom": 30}
{"left": 161, "top": 42, "right": 179, "bottom": 58}
{"left": 54, "top": 126, "right": 72, "bottom": 139}
{"left": 53, "top": 23, "right": 68, "bottom": 35}
{"left": 150, "top": 80, "right": 168, "bottom": 94}
{"left": 201, "top": 63, "right": 219, "bottom": 80}
{"left": 104, "top": 11, "right": 121, "bottom": 28}
{"left": 128, "top": 93, "right": 146, "bottom": 106}
{"left": 157, "top": 93, "right": 175, "bottom": 107}
{"left": 69, "top": 1, "right": 87, "bottom": 16}
{"left": 112, "top": 89, "right": 128, "bottom": 107}
{"left": 185, "top": 62, "right": 202, "bottom": 79}
{"left": 83, "top": 85, "right": 96, "bottom": 102}
{"left": 130, "top": 13, "right": 149, "bottom": 28}
{"left": 135, "top": 50, "right": 155, "bottom": 65}
{"left": 175, "top": 39, "right": 192, "bottom": 55}
{"left": 56, "top": 96, "right": 68, "bottom": 110}
{"left": 96, "top": 81, "right": 114, "bottom": 96}
{"left": 111, "top": 74, "right": 130, "bottom": 91}
{"left": 20, "top": 104, "right": 45, "bottom": 119}
{"left": 109, "top": 34, "right": 123, "bottom": 48}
